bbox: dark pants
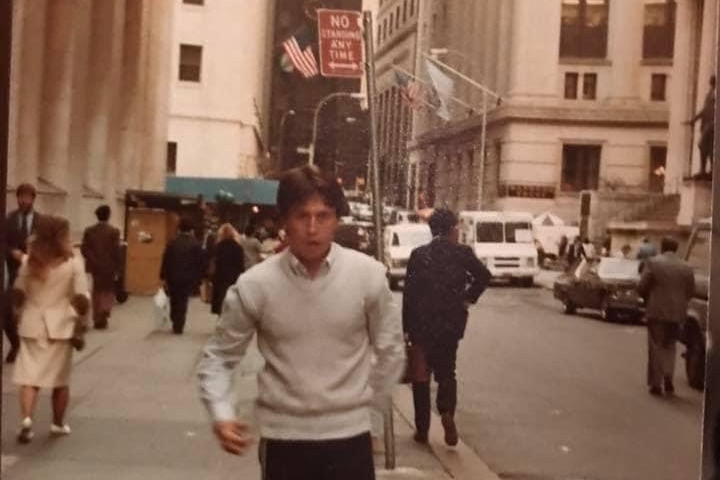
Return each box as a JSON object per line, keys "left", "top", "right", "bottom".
{"left": 647, "top": 320, "right": 680, "bottom": 388}
{"left": 2, "top": 297, "right": 19, "bottom": 357}
{"left": 259, "top": 432, "right": 375, "bottom": 480}
{"left": 168, "top": 291, "right": 190, "bottom": 334}
{"left": 412, "top": 338, "right": 459, "bottom": 434}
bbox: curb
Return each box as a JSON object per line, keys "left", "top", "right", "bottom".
{"left": 392, "top": 387, "right": 501, "bottom": 480}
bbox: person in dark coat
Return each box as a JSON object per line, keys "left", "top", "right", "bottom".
{"left": 402, "top": 208, "right": 491, "bottom": 446}
{"left": 4, "top": 183, "right": 41, "bottom": 363}
{"left": 160, "top": 217, "right": 204, "bottom": 334}
{"left": 210, "top": 224, "right": 245, "bottom": 315}
{"left": 81, "top": 205, "right": 121, "bottom": 329}
{"left": 638, "top": 237, "right": 695, "bottom": 397}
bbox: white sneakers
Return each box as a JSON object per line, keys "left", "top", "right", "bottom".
{"left": 50, "top": 423, "right": 72, "bottom": 435}
{"left": 16, "top": 417, "right": 72, "bottom": 443}
{"left": 16, "top": 417, "right": 34, "bottom": 444}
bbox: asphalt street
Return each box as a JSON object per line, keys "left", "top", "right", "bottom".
{"left": 393, "top": 284, "right": 703, "bottom": 480}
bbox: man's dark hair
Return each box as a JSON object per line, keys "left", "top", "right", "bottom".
{"left": 660, "top": 237, "right": 679, "bottom": 253}
{"left": 276, "top": 165, "right": 348, "bottom": 217}
{"left": 428, "top": 208, "right": 457, "bottom": 237}
{"left": 95, "top": 205, "right": 111, "bottom": 222}
{"left": 16, "top": 183, "right": 36, "bottom": 198}
{"left": 178, "top": 217, "right": 194, "bottom": 233}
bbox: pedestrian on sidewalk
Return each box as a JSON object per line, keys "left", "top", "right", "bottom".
{"left": 197, "top": 165, "right": 405, "bottom": 480}
{"left": 4, "top": 183, "right": 42, "bottom": 364}
{"left": 210, "top": 223, "right": 244, "bottom": 315}
{"left": 9, "top": 215, "right": 90, "bottom": 443}
{"left": 402, "top": 209, "right": 491, "bottom": 446}
{"left": 238, "top": 223, "right": 263, "bottom": 270}
{"left": 160, "top": 217, "right": 204, "bottom": 334}
{"left": 81, "top": 205, "right": 121, "bottom": 330}
{"left": 638, "top": 237, "right": 695, "bottom": 397}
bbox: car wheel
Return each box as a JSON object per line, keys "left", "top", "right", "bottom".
{"left": 601, "top": 299, "right": 615, "bottom": 322}
{"left": 685, "top": 327, "right": 706, "bottom": 390}
{"left": 562, "top": 299, "right": 576, "bottom": 315}
{"left": 521, "top": 277, "right": 534, "bottom": 288}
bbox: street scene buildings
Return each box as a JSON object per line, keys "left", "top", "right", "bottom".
{"left": 0, "top": 1, "right": 717, "bottom": 480}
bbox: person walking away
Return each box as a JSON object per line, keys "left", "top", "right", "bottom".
{"left": 210, "top": 224, "right": 244, "bottom": 315}
{"left": 9, "top": 215, "right": 90, "bottom": 443}
{"left": 637, "top": 237, "right": 695, "bottom": 396}
{"left": 238, "top": 224, "right": 263, "bottom": 270}
{"left": 402, "top": 209, "right": 491, "bottom": 446}
{"left": 81, "top": 205, "right": 121, "bottom": 329}
{"left": 197, "top": 165, "right": 405, "bottom": 480}
{"left": 160, "top": 218, "right": 204, "bottom": 334}
{"left": 4, "top": 183, "right": 41, "bottom": 363}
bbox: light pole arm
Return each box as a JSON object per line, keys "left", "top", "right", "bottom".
{"left": 309, "top": 91, "right": 365, "bottom": 166}
{"left": 423, "top": 53, "right": 501, "bottom": 100}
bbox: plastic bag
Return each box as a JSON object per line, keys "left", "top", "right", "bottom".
{"left": 153, "top": 288, "right": 170, "bottom": 328}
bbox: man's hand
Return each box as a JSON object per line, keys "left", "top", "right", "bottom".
{"left": 212, "top": 420, "right": 253, "bottom": 455}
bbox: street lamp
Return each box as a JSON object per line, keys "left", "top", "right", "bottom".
{"left": 306, "top": 92, "right": 365, "bottom": 166}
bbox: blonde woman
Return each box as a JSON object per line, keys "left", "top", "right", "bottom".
{"left": 210, "top": 223, "right": 244, "bottom": 315}
{"left": 10, "top": 215, "right": 89, "bottom": 443}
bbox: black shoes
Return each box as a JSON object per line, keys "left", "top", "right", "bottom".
{"left": 663, "top": 378, "right": 675, "bottom": 396}
{"left": 648, "top": 386, "right": 663, "bottom": 396}
{"left": 440, "top": 413, "right": 458, "bottom": 446}
{"left": 413, "top": 431, "right": 428, "bottom": 444}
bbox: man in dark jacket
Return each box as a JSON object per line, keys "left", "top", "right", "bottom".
{"left": 402, "top": 209, "right": 491, "bottom": 446}
{"left": 4, "top": 183, "right": 40, "bottom": 363}
{"left": 160, "top": 217, "right": 204, "bottom": 334}
{"left": 81, "top": 205, "right": 122, "bottom": 329}
{"left": 638, "top": 237, "right": 695, "bottom": 397}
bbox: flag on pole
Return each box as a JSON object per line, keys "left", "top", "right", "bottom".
{"left": 425, "top": 59, "right": 454, "bottom": 121}
{"left": 394, "top": 70, "right": 423, "bottom": 109}
{"left": 281, "top": 25, "right": 319, "bottom": 79}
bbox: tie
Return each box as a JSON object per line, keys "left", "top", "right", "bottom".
{"left": 20, "top": 213, "right": 28, "bottom": 244}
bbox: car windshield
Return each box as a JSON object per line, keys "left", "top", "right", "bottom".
{"left": 476, "top": 222, "right": 504, "bottom": 242}
{"left": 505, "top": 222, "right": 533, "bottom": 243}
{"left": 397, "top": 228, "right": 431, "bottom": 247}
{"left": 597, "top": 258, "right": 641, "bottom": 280}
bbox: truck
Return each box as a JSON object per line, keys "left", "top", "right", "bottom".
{"left": 458, "top": 211, "right": 539, "bottom": 287}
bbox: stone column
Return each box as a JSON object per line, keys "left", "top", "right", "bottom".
{"left": 84, "top": 0, "right": 127, "bottom": 199}
{"left": 139, "top": 0, "right": 174, "bottom": 190}
{"left": 666, "top": 0, "right": 700, "bottom": 190}
{"left": 11, "top": 0, "right": 48, "bottom": 188}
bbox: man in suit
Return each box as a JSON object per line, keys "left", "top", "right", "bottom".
{"left": 81, "top": 205, "right": 122, "bottom": 330}
{"left": 403, "top": 208, "right": 491, "bottom": 446}
{"left": 638, "top": 237, "right": 695, "bottom": 397}
{"left": 4, "top": 183, "right": 40, "bottom": 363}
{"left": 160, "top": 217, "right": 203, "bottom": 334}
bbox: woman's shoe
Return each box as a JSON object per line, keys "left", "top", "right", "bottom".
{"left": 50, "top": 423, "right": 72, "bottom": 436}
{"left": 17, "top": 417, "right": 34, "bottom": 444}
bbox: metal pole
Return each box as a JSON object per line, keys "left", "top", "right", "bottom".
{"left": 423, "top": 53, "right": 501, "bottom": 101}
{"left": 277, "top": 109, "right": 295, "bottom": 168}
{"left": 309, "top": 92, "right": 363, "bottom": 166}
{"left": 0, "top": 0, "right": 12, "bottom": 445}
{"left": 363, "top": 9, "right": 394, "bottom": 471}
{"left": 478, "top": 91, "right": 487, "bottom": 209}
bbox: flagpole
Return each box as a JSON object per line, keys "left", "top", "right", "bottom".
{"left": 392, "top": 64, "right": 475, "bottom": 111}
{"left": 423, "top": 53, "right": 502, "bottom": 100}
{"left": 363, "top": 9, "right": 395, "bottom": 471}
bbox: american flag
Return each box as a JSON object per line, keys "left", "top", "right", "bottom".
{"left": 394, "top": 70, "right": 422, "bottom": 109}
{"left": 282, "top": 26, "right": 319, "bottom": 79}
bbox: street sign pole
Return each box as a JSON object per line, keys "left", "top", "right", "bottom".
{"left": 362, "top": 10, "right": 395, "bottom": 471}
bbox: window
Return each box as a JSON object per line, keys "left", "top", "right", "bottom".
{"left": 389, "top": 13, "right": 394, "bottom": 35}
{"left": 582, "top": 73, "right": 597, "bottom": 99}
{"left": 410, "top": 0, "right": 415, "bottom": 16}
{"left": 561, "top": 144, "right": 601, "bottom": 192}
{"left": 643, "top": 0, "right": 676, "bottom": 58}
{"left": 650, "top": 73, "right": 667, "bottom": 101}
{"left": 564, "top": 72, "right": 579, "bottom": 99}
{"left": 505, "top": 222, "right": 533, "bottom": 243}
{"left": 403, "top": 0, "right": 408, "bottom": 21}
{"left": 396, "top": 6, "right": 401, "bottom": 28}
{"left": 179, "top": 44, "right": 202, "bottom": 82}
{"left": 166, "top": 142, "right": 177, "bottom": 174}
{"left": 559, "top": 0, "right": 609, "bottom": 58}
{"left": 183, "top": 0, "right": 204, "bottom": 4}
{"left": 476, "top": 222, "right": 504, "bottom": 243}
{"left": 648, "top": 145, "right": 667, "bottom": 192}
{"left": 382, "top": 19, "right": 387, "bottom": 40}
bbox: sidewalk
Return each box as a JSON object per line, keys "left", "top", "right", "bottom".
{"left": 0, "top": 296, "right": 498, "bottom": 480}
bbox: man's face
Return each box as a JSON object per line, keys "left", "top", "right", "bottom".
{"left": 284, "top": 193, "right": 338, "bottom": 266}
{"left": 17, "top": 193, "right": 34, "bottom": 213}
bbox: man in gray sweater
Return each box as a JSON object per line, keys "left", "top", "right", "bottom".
{"left": 197, "top": 165, "right": 405, "bottom": 480}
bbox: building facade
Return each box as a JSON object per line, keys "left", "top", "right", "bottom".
{"left": 167, "top": 0, "right": 274, "bottom": 180}
{"left": 7, "top": 0, "right": 174, "bottom": 238}
{"left": 376, "top": 0, "right": 693, "bottom": 239}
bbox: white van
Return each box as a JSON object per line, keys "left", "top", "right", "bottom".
{"left": 458, "top": 211, "right": 539, "bottom": 286}
{"left": 383, "top": 223, "right": 432, "bottom": 289}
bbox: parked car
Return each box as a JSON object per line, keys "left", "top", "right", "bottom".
{"left": 348, "top": 201, "right": 373, "bottom": 222}
{"left": 681, "top": 217, "right": 710, "bottom": 390}
{"left": 382, "top": 223, "right": 432, "bottom": 290}
{"left": 553, "top": 257, "right": 644, "bottom": 322}
{"left": 389, "top": 209, "right": 421, "bottom": 224}
{"left": 335, "top": 218, "right": 376, "bottom": 258}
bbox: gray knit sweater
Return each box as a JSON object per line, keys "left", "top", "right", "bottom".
{"left": 197, "top": 243, "right": 406, "bottom": 440}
